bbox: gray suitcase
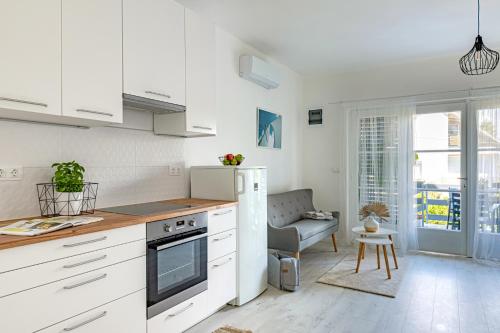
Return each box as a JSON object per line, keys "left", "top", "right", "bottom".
{"left": 268, "top": 252, "right": 300, "bottom": 292}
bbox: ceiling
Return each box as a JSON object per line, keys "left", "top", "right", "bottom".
{"left": 177, "top": 0, "right": 500, "bottom": 76}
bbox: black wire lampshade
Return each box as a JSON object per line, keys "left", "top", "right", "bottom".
{"left": 459, "top": 0, "right": 499, "bottom": 75}
{"left": 459, "top": 35, "right": 499, "bottom": 75}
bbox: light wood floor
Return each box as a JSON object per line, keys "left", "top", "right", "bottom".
{"left": 187, "top": 240, "right": 500, "bottom": 333}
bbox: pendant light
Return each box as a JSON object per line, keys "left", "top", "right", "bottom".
{"left": 459, "top": 0, "right": 499, "bottom": 75}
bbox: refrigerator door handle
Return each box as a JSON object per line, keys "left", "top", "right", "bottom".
{"left": 237, "top": 172, "right": 246, "bottom": 195}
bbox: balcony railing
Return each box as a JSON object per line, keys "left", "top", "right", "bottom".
{"left": 416, "top": 186, "right": 500, "bottom": 233}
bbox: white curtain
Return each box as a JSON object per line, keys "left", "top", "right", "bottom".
{"left": 472, "top": 97, "right": 500, "bottom": 262}
{"left": 347, "top": 103, "right": 418, "bottom": 254}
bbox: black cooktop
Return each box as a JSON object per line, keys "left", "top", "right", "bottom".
{"left": 99, "top": 202, "right": 194, "bottom": 216}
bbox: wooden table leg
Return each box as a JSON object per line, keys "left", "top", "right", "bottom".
{"left": 376, "top": 245, "right": 380, "bottom": 269}
{"left": 382, "top": 245, "right": 391, "bottom": 279}
{"left": 355, "top": 242, "right": 364, "bottom": 273}
{"left": 294, "top": 252, "right": 300, "bottom": 260}
{"left": 388, "top": 235, "right": 399, "bottom": 269}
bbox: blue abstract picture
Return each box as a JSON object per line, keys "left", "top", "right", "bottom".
{"left": 257, "top": 108, "right": 282, "bottom": 149}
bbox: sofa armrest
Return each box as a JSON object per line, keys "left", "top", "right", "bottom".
{"left": 267, "top": 224, "right": 300, "bottom": 252}
{"left": 329, "top": 211, "right": 340, "bottom": 220}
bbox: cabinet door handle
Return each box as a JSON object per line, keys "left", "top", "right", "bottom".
{"left": 63, "top": 273, "right": 107, "bottom": 290}
{"left": 213, "top": 210, "right": 232, "bottom": 216}
{"left": 0, "top": 96, "right": 47, "bottom": 107}
{"left": 76, "top": 109, "right": 113, "bottom": 117}
{"left": 167, "top": 303, "right": 194, "bottom": 318}
{"left": 63, "top": 236, "right": 107, "bottom": 248}
{"left": 63, "top": 254, "right": 107, "bottom": 269}
{"left": 145, "top": 90, "right": 171, "bottom": 99}
{"left": 192, "top": 125, "right": 213, "bottom": 131}
{"left": 212, "top": 257, "right": 233, "bottom": 268}
{"left": 213, "top": 234, "right": 233, "bottom": 242}
{"left": 63, "top": 311, "right": 107, "bottom": 331}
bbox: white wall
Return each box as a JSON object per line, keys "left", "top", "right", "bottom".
{"left": 302, "top": 53, "right": 500, "bottom": 241}
{"left": 0, "top": 27, "right": 303, "bottom": 221}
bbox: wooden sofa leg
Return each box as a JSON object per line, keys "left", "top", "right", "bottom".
{"left": 331, "top": 234, "right": 338, "bottom": 252}
{"left": 294, "top": 252, "right": 300, "bottom": 260}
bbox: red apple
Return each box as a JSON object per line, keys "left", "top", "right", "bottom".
{"left": 226, "top": 154, "right": 234, "bottom": 161}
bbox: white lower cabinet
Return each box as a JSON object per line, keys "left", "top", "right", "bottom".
{"left": 0, "top": 256, "right": 145, "bottom": 333}
{"left": 38, "top": 289, "right": 146, "bottom": 333}
{"left": 147, "top": 291, "right": 208, "bottom": 333}
{"left": 207, "top": 252, "right": 237, "bottom": 315}
{"left": 208, "top": 229, "right": 236, "bottom": 262}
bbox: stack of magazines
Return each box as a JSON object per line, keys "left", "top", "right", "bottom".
{"left": 0, "top": 216, "right": 104, "bottom": 236}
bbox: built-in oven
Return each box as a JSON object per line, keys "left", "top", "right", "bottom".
{"left": 146, "top": 212, "right": 208, "bottom": 319}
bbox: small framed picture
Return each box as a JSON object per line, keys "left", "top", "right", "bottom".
{"left": 257, "top": 108, "right": 282, "bottom": 149}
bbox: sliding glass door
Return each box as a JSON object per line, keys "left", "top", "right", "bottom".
{"left": 414, "top": 103, "right": 468, "bottom": 255}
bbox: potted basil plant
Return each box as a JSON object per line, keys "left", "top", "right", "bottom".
{"left": 52, "top": 161, "right": 86, "bottom": 215}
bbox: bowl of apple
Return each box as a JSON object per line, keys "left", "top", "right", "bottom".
{"left": 219, "top": 153, "right": 245, "bottom": 166}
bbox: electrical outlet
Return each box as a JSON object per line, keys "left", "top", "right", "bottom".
{"left": 0, "top": 166, "right": 23, "bottom": 181}
{"left": 169, "top": 165, "right": 182, "bottom": 176}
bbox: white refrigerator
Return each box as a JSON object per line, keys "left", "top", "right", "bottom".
{"left": 190, "top": 166, "right": 267, "bottom": 306}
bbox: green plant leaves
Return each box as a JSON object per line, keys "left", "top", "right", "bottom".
{"left": 52, "top": 161, "right": 85, "bottom": 193}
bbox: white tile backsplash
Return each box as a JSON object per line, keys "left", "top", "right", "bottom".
{"left": 0, "top": 121, "right": 187, "bottom": 220}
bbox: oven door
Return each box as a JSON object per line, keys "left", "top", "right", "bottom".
{"left": 147, "top": 228, "right": 207, "bottom": 318}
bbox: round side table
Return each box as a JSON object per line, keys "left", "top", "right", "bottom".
{"left": 352, "top": 226, "right": 399, "bottom": 269}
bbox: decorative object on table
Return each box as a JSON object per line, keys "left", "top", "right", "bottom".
{"left": 257, "top": 108, "right": 282, "bottom": 149}
{"left": 213, "top": 326, "right": 252, "bottom": 333}
{"left": 219, "top": 153, "right": 245, "bottom": 166}
{"left": 302, "top": 211, "right": 334, "bottom": 220}
{"left": 36, "top": 161, "right": 98, "bottom": 217}
{"left": 0, "top": 216, "right": 103, "bottom": 236}
{"left": 50, "top": 161, "right": 87, "bottom": 215}
{"left": 359, "top": 202, "right": 390, "bottom": 233}
{"left": 459, "top": 0, "right": 499, "bottom": 75}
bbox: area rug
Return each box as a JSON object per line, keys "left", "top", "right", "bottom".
{"left": 317, "top": 252, "right": 407, "bottom": 297}
{"left": 213, "top": 326, "right": 252, "bottom": 333}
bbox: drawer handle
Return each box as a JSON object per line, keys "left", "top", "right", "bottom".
{"left": 213, "top": 210, "right": 232, "bottom": 216}
{"left": 76, "top": 109, "right": 113, "bottom": 117}
{"left": 145, "top": 90, "right": 171, "bottom": 99}
{"left": 63, "top": 273, "right": 107, "bottom": 290}
{"left": 212, "top": 257, "right": 233, "bottom": 268}
{"left": 63, "top": 236, "right": 107, "bottom": 248}
{"left": 0, "top": 96, "right": 48, "bottom": 107}
{"left": 63, "top": 254, "right": 107, "bottom": 269}
{"left": 193, "top": 125, "right": 213, "bottom": 131}
{"left": 213, "top": 234, "right": 233, "bottom": 242}
{"left": 167, "top": 303, "right": 194, "bottom": 318}
{"left": 63, "top": 311, "right": 107, "bottom": 331}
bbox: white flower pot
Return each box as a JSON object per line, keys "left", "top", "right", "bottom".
{"left": 55, "top": 191, "right": 84, "bottom": 216}
{"left": 363, "top": 214, "right": 380, "bottom": 233}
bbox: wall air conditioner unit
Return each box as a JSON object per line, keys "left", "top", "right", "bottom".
{"left": 239, "top": 55, "right": 280, "bottom": 89}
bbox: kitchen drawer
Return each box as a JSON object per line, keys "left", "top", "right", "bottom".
{"left": 147, "top": 290, "right": 207, "bottom": 333}
{"left": 0, "top": 238, "right": 145, "bottom": 298}
{"left": 207, "top": 252, "right": 236, "bottom": 315}
{"left": 208, "top": 229, "right": 236, "bottom": 262}
{"left": 0, "top": 223, "right": 145, "bottom": 273}
{"left": 0, "top": 256, "right": 145, "bottom": 333}
{"left": 38, "top": 289, "right": 146, "bottom": 333}
{"left": 208, "top": 207, "right": 236, "bottom": 236}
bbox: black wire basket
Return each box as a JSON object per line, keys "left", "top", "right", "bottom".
{"left": 36, "top": 182, "right": 99, "bottom": 217}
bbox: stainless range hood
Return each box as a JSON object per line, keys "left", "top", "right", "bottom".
{"left": 122, "top": 93, "right": 186, "bottom": 114}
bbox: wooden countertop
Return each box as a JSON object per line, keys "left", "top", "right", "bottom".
{"left": 0, "top": 198, "right": 237, "bottom": 251}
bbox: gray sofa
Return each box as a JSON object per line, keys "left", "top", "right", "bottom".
{"left": 267, "top": 189, "right": 339, "bottom": 259}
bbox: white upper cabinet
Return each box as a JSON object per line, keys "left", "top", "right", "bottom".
{"left": 123, "top": 0, "right": 186, "bottom": 107}
{"left": 185, "top": 7, "right": 216, "bottom": 135}
{"left": 0, "top": 0, "right": 61, "bottom": 117}
{"left": 62, "top": 0, "right": 123, "bottom": 123}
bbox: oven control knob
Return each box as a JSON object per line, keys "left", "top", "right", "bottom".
{"left": 188, "top": 220, "right": 196, "bottom": 227}
{"left": 163, "top": 224, "right": 171, "bottom": 232}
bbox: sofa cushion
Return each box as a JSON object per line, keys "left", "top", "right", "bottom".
{"left": 267, "top": 189, "right": 316, "bottom": 228}
{"left": 289, "top": 219, "right": 338, "bottom": 240}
